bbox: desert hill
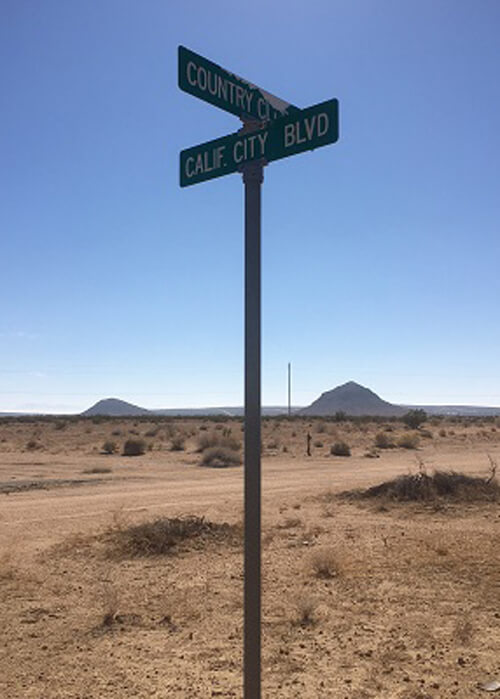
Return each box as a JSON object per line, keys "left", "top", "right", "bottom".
{"left": 300, "top": 381, "right": 407, "bottom": 417}
{"left": 81, "top": 398, "right": 151, "bottom": 417}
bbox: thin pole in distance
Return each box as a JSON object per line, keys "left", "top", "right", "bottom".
{"left": 288, "top": 362, "right": 292, "bottom": 417}
{"left": 242, "top": 158, "right": 264, "bottom": 699}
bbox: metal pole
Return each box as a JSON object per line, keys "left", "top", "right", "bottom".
{"left": 288, "top": 362, "right": 291, "bottom": 417}
{"left": 243, "top": 160, "right": 263, "bottom": 699}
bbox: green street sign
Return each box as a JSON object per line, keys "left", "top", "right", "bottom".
{"left": 180, "top": 98, "right": 339, "bottom": 187}
{"left": 178, "top": 45, "right": 299, "bottom": 122}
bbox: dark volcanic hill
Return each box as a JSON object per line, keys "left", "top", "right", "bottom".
{"left": 81, "top": 398, "right": 151, "bottom": 417}
{"left": 300, "top": 381, "right": 407, "bottom": 417}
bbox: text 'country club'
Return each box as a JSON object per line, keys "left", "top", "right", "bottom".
{"left": 183, "top": 110, "right": 332, "bottom": 180}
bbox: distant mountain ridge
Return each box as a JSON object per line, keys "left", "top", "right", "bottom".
{"left": 6, "top": 383, "right": 498, "bottom": 418}
{"left": 79, "top": 398, "right": 291, "bottom": 417}
{"left": 300, "top": 381, "right": 407, "bottom": 417}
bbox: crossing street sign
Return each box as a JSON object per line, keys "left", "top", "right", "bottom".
{"left": 178, "top": 45, "right": 340, "bottom": 699}
{"left": 178, "top": 45, "right": 299, "bottom": 122}
{"left": 180, "top": 98, "right": 339, "bottom": 187}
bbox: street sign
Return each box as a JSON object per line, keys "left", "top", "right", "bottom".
{"left": 178, "top": 46, "right": 340, "bottom": 699}
{"left": 180, "top": 98, "right": 339, "bottom": 187}
{"left": 178, "top": 45, "right": 300, "bottom": 122}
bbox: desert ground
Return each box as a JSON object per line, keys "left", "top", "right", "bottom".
{"left": 0, "top": 414, "right": 499, "bottom": 698}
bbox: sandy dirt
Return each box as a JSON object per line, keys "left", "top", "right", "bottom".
{"left": 0, "top": 415, "right": 499, "bottom": 698}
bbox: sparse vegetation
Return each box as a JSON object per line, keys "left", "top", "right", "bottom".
{"left": 200, "top": 446, "right": 241, "bottom": 468}
{"left": 397, "top": 432, "right": 420, "bottom": 449}
{"left": 330, "top": 440, "right": 351, "bottom": 456}
{"left": 169, "top": 435, "right": 186, "bottom": 451}
{"left": 347, "top": 467, "right": 499, "bottom": 503}
{"left": 105, "top": 515, "right": 239, "bottom": 557}
{"left": 101, "top": 440, "right": 118, "bottom": 455}
{"left": 122, "top": 438, "right": 146, "bottom": 456}
{"left": 294, "top": 595, "right": 317, "bottom": 627}
{"left": 402, "top": 409, "right": 427, "bottom": 429}
{"left": 196, "top": 431, "right": 240, "bottom": 453}
{"left": 25, "top": 439, "right": 42, "bottom": 451}
{"left": 374, "top": 432, "right": 394, "bottom": 449}
{"left": 310, "top": 548, "right": 342, "bottom": 579}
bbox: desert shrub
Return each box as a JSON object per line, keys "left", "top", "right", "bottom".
{"left": 197, "top": 431, "right": 240, "bottom": 453}
{"left": 352, "top": 469, "right": 500, "bottom": 502}
{"left": 439, "top": 428, "right": 447, "bottom": 437}
{"left": 267, "top": 439, "right": 279, "bottom": 450}
{"left": 334, "top": 411, "right": 347, "bottom": 422}
{"left": 200, "top": 446, "right": 241, "bottom": 468}
{"left": 106, "top": 515, "right": 239, "bottom": 557}
{"left": 314, "top": 440, "right": 324, "bottom": 448}
{"left": 330, "top": 441, "right": 351, "bottom": 456}
{"left": 102, "top": 440, "right": 118, "bottom": 455}
{"left": 294, "top": 595, "right": 317, "bottom": 627}
{"left": 144, "top": 427, "right": 159, "bottom": 438}
{"left": 54, "top": 420, "right": 67, "bottom": 431}
{"left": 397, "top": 433, "right": 420, "bottom": 450}
{"left": 311, "top": 548, "right": 342, "bottom": 579}
{"left": 122, "top": 438, "right": 146, "bottom": 456}
{"left": 374, "top": 432, "right": 394, "bottom": 449}
{"left": 316, "top": 422, "right": 327, "bottom": 433}
{"left": 402, "top": 409, "right": 427, "bottom": 429}
{"left": 25, "top": 439, "right": 42, "bottom": 451}
{"left": 170, "top": 435, "right": 185, "bottom": 451}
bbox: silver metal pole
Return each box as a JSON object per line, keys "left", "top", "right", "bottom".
{"left": 242, "top": 160, "right": 263, "bottom": 699}
{"left": 288, "top": 362, "right": 291, "bottom": 417}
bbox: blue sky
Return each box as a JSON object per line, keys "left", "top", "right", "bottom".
{"left": 1, "top": 0, "right": 499, "bottom": 413}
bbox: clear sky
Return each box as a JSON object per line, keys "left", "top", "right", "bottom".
{"left": 1, "top": 0, "right": 499, "bottom": 413}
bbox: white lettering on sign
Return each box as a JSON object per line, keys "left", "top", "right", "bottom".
{"left": 256, "top": 96, "right": 282, "bottom": 122}
{"left": 233, "top": 131, "right": 268, "bottom": 164}
{"left": 283, "top": 112, "right": 330, "bottom": 149}
{"left": 187, "top": 61, "right": 197, "bottom": 86}
{"left": 184, "top": 57, "right": 259, "bottom": 117}
{"left": 185, "top": 145, "right": 226, "bottom": 179}
{"left": 317, "top": 113, "right": 329, "bottom": 137}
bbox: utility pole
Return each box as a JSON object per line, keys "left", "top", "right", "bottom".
{"left": 288, "top": 362, "right": 292, "bottom": 417}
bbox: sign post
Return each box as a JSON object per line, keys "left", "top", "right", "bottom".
{"left": 242, "top": 157, "right": 263, "bottom": 699}
{"left": 178, "top": 47, "right": 339, "bottom": 699}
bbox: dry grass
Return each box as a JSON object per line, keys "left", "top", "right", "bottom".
{"left": 200, "top": 446, "right": 241, "bottom": 468}
{"left": 350, "top": 468, "right": 500, "bottom": 502}
{"left": 330, "top": 440, "right": 351, "bottom": 456}
{"left": 293, "top": 594, "right": 318, "bottom": 627}
{"left": 103, "top": 515, "right": 240, "bottom": 558}
{"left": 310, "top": 547, "right": 342, "bottom": 579}
{"left": 196, "top": 431, "right": 240, "bottom": 453}
{"left": 397, "top": 432, "right": 420, "bottom": 449}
